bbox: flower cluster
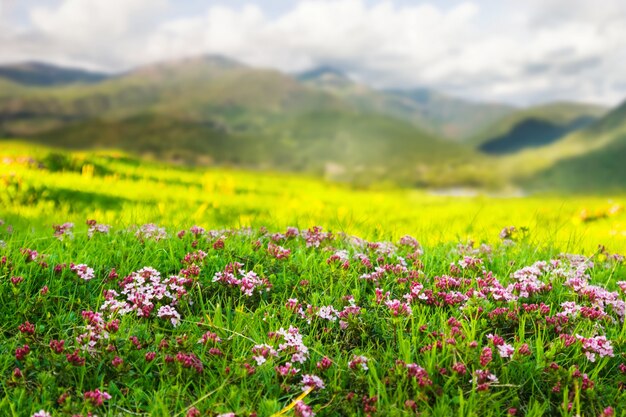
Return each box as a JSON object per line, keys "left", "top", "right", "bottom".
{"left": 212, "top": 262, "right": 271, "bottom": 296}
{"left": 53, "top": 222, "right": 74, "bottom": 240}
{"left": 87, "top": 219, "right": 111, "bottom": 238}
{"left": 135, "top": 223, "right": 167, "bottom": 242}
{"left": 100, "top": 267, "right": 191, "bottom": 326}
{"left": 71, "top": 263, "right": 95, "bottom": 281}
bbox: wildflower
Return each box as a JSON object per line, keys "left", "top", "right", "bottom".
{"left": 517, "top": 343, "right": 531, "bottom": 356}
{"left": 405, "top": 363, "right": 432, "bottom": 386}
{"left": 84, "top": 388, "right": 111, "bottom": 407}
{"left": 268, "top": 243, "right": 291, "bottom": 259}
{"left": 18, "top": 321, "right": 35, "bottom": 335}
{"left": 286, "top": 298, "right": 299, "bottom": 311}
{"left": 600, "top": 407, "right": 615, "bottom": 417}
{"left": 135, "top": 223, "right": 167, "bottom": 242}
{"left": 276, "top": 327, "right": 309, "bottom": 364}
{"left": 497, "top": 343, "right": 515, "bottom": 359}
{"left": 49, "top": 339, "right": 65, "bottom": 353}
{"left": 186, "top": 407, "right": 201, "bottom": 417}
{"left": 15, "top": 344, "right": 30, "bottom": 360}
{"left": 157, "top": 305, "right": 181, "bottom": 326}
{"left": 499, "top": 226, "right": 517, "bottom": 240}
{"left": 31, "top": 411, "right": 52, "bottom": 417}
{"left": 212, "top": 264, "right": 271, "bottom": 296}
{"left": 176, "top": 352, "right": 204, "bottom": 373}
{"left": 385, "top": 299, "right": 412, "bottom": 316}
{"left": 198, "top": 331, "right": 221, "bottom": 345}
{"left": 452, "top": 362, "right": 467, "bottom": 375}
{"left": 66, "top": 349, "right": 86, "bottom": 366}
{"left": 316, "top": 357, "right": 332, "bottom": 371}
{"left": 275, "top": 362, "right": 300, "bottom": 376}
{"left": 479, "top": 347, "right": 492, "bottom": 366}
{"left": 301, "top": 374, "right": 325, "bottom": 391}
{"left": 252, "top": 344, "right": 278, "bottom": 365}
{"left": 53, "top": 222, "right": 74, "bottom": 240}
{"left": 71, "top": 263, "right": 95, "bottom": 281}
{"left": 87, "top": 220, "right": 111, "bottom": 238}
{"left": 348, "top": 355, "right": 369, "bottom": 371}
{"left": 317, "top": 305, "right": 338, "bottom": 321}
{"left": 294, "top": 401, "right": 315, "bottom": 417}
{"left": 576, "top": 335, "right": 614, "bottom": 362}
{"left": 302, "top": 226, "right": 333, "bottom": 248}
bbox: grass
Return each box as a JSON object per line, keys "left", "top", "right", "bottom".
{"left": 2, "top": 142, "right": 626, "bottom": 416}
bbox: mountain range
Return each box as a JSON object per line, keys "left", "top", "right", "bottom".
{"left": 0, "top": 55, "right": 624, "bottom": 191}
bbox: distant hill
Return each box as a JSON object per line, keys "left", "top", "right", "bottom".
{"left": 473, "top": 102, "right": 607, "bottom": 154}
{"left": 382, "top": 88, "right": 516, "bottom": 141}
{"left": 297, "top": 66, "right": 515, "bottom": 141}
{"left": 0, "top": 62, "right": 108, "bottom": 86}
{"left": 523, "top": 100, "right": 626, "bottom": 191}
{"left": 0, "top": 56, "right": 623, "bottom": 191}
{"left": 0, "top": 56, "right": 486, "bottom": 187}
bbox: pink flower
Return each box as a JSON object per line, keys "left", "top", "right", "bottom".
{"left": 480, "top": 347, "right": 492, "bottom": 366}
{"left": 301, "top": 374, "right": 325, "bottom": 391}
{"left": 84, "top": 388, "right": 111, "bottom": 407}
{"left": 31, "top": 411, "right": 52, "bottom": 417}
{"left": 157, "top": 306, "right": 181, "bottom": 326}
{"left": 71, "top": 263, "right": 95, "bottom": 281}
{"left": 497, "top": 343, "right": 515, "bottom": 359}
{"left": 316, "top": 357, "right": 332, "bottom": 371}
{"left": 294, "top": 401, "right": 315, "bottom": 417}
{"left": 348, "top": 355, "right": 369, "bottom": 371}
{"left": 576, "top": 335, "right": 614, "bottom": 362}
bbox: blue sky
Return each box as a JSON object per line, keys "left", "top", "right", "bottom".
{"left": 1, "top": 0, "right": 625, "bottom": 106}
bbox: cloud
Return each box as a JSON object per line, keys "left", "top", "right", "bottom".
{"left": 1, "top": 0, "right": 626, "bottom": 105}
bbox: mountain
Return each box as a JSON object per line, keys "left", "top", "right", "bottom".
{"left": 472, "top": 102, "right": 608, "bottom": 154}
{"left": 382, "top": 88, "right": 515, "bottom": 140}
{"left": 0, "top": 62, "right": 108, "bottom": 86}
{"left": 297, "top": 66, "right": 354, "bottom": 89}
{"left": 1, "top": 56, "right": 623, "bottom": 191}
{"left": 297, "top": 66, "right": 515, "bottom": 141}
{"left": 0, "top": 56, "right": 484, "bottom": 187}
{"left": 522, "top": 100, "right": 626, "bottom": 191}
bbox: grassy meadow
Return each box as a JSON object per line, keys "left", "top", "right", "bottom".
{"left": 2, "top": 141, "right": 626, "bottom": 416}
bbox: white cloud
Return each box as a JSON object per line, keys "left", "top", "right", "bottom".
{"left": 1, "top": 0, "right": 626, "bottom": 105}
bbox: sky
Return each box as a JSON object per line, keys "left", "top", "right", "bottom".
{"left": 1, "top": 0, "right": 625, "bottom": 106}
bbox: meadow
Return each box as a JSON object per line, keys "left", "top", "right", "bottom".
{"left": 2, "top": 141, "right": 626, "bottom": 416}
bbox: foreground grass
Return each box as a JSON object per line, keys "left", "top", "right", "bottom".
{"left": 1, "top": 222, "right": 625, "bottom": 416}
{"left": 2, "top": 141, "right": 626, "bottom": 415}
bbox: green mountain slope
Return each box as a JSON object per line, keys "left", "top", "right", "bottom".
{"left": 522, "top": 100, "right": 626, "bottom": 191}
{"left": 297, "top": 67, "right": 515, "bottom": 141}
{"left": 0, "top": 62, "right": 108, "bottom": 86}
{"left": 0, "top": 57, "right": 486, "bottom": 186}
{"left": 472, "top": 102, "right": 608, "bottom": 154}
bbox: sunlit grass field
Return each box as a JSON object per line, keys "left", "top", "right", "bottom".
{"left": 2, "top": 140, "right": 625, "bottom": 254}
{"left": 2, "top": 140, "right": 626, "bottom": 416}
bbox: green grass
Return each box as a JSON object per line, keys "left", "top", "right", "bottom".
{"left": 2, "top": 142, "right": 626, "bottom": 416}
{"left": 1, "top": 140, "right": 626, "bottom": 253}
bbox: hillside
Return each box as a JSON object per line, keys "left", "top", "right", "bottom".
{"left": 2, "top": 56, "right": 625, "bottom": 191}
{"left": 0, "top": 61, "right": 108, "bottom": 86}
{"left": 297, "top": 67, "right": 515, "bottom": 140}
{"left": 472, "top": 102, "right": 608, "bottom": 154}
{"left": 0, "top": 57, "right": 493, "bottom": 187}
{"left": 522, "top": 100, "right": 626, "bottom": 191}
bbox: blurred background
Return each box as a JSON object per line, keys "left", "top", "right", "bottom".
{"left": 1, "top": 0, "right": 625, "bottom": 192}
